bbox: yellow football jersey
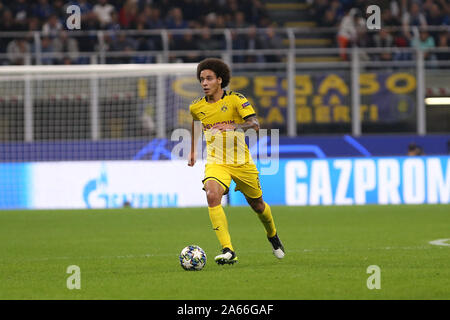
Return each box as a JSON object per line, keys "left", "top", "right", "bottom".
{"left": 189, "top": 90, "right": 256, "bottom": 165}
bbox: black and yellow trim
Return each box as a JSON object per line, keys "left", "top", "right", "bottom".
{"left": 243, "top": 113, "right": 256, "bottom": 120}
{"left": 202, "top": 176, "right": 230, "bottom": 195}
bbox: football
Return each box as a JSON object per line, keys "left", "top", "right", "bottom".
{"left": 179, "top": 245, "right": 207, "bottom": 271}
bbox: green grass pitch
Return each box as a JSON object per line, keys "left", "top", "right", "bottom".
{"left": 0, "top": 205, "right": 449, "bottom": 300}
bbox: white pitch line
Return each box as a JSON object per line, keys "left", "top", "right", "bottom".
{"left": 0, "top": 253, "right": 176, "bottom": 263}
{"left": 429, "top": 239, "right": 450, "bottom": 247}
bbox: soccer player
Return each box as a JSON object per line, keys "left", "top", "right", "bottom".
{"left": 187, "top": 58, "right": 285, "bottom": 265}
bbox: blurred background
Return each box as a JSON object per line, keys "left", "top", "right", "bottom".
{"left": 0, "top": 0, "right": 449, "bottom": 209}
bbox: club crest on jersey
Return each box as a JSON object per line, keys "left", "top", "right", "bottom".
{"left": 221, "top": 105, "right": 228, "bottom": 112}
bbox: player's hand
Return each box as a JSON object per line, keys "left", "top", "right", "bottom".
{"left": 188, "top": 152, "right": 196, "bottom": 167}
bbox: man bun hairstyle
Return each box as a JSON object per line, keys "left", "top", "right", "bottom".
{"left": 197, "top": 58, "right": 231, "bottom": 88}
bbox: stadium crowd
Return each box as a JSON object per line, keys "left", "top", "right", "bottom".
{"left": 309, "top": 0, "right": 450, "bottom": 60}
{"left": 0, "top": 0, "right": 449, "bottom": 65}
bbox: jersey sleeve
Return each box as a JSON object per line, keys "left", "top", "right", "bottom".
{"left": 233, "top": 92, "right": 256, "bottom": 120}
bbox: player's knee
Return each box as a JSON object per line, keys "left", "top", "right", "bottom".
{"left": 206, "top": 189, "right": 222, "bottom": 206}
{"left": 251, "top": 200, "right": 265, "bottom": 214}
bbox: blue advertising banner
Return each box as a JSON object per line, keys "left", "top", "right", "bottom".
{"left": 1, "top": 134, "right": 449, "bottom": 162}
{"left": 1, "top": 157, "right": 449, "bottom": 209}
{"left": 229, "top": 156, "right": 450, "bottom": 206}
{"left": 0, "top": 163, "right": 31, "bottom": 209}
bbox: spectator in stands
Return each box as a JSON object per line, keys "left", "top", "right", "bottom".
{"left": 166, "top": 7, "right": 188, "bottom": 44}
{"left": 321, "top": 8, "right": 339, "bottom": 28}
{"left": 407, "top": 142, "right": 424, "bottom": 156}
{"left": 411, "top": 30, "right": 436, "bottom": 61}
{"left": 32, "top": 0, "right": 54, "bottom": 21}
{"left": 330, "top": 0, "right": 344, "bottom": 21}
{"left": 382, "top": 7, "right": 402, "bottom": 28}
{"left": 146, "top": 6, "right": 165, "bottom": 29}
{"left": 231, "top": 11, "right": 248, "bottom": 29}
{"left": 438, "top": 0, "right": 450, "bottom": 20}
{"left": 222, "top": 0, "right": 240, "bottom": 26}
{"left": 337, "top": 8, "right": 365, "bottom": 60}
{"left": 7, "top": 37, "right": 31, "bottom": 65}
{"left": 42, "top": 14, "right": 63, "bottom": 38}
{"left": 372, "top": 28, "right": 394, "bottom": 61}
{"left": 197, "top": 0, "right": 216, "bottom": 19}
{"left": 52, "top": 31, "right": 80, "bottom": 64}
{"left": 0, "top": 10, "right": 18, "bottom": 55}
{"left": 425, "top": 2, "right": 448, "bottom": 43}
{"left": 338, "top": 0, "right": 354, "bottom": 12}
{"left": 110, "top": 31, "right": 136, "bottom": 63}
{"left": 77, "top": 11, "right": 100, "bottom": 55}
{"left": 402, "top": 2, "right": 427, "bottom": 41}
{"left": 196, "top": 26, "right": 224, "bottom": 60}
{"left": 309, "top": 0, "right": 329, "bottom": 27}
{"left": 170, "top": 30, "right": 200, "bottom": 63}
{"left": 119, "top": 0, "right": 138, "bottom": 29}
{"left": 39, "top": 36, "right": 56, "bottom": 64}
{"left": 10, "top": 0, "right": 29, "bottom": 31}
{"left": 166, "top": 7, "right": 188, "bottom": 29}
{"left": 180, "top": 0, "right": 199, "bottom": 22}
{"left": 106, "top": 11, "right": 121, "bottom": 33}
{"left": 242, "top": 25, "right": 265, "bottom": 63}
{"left": 133, "top": 14, "right": 157, "bottom": 63}
{"left": 205, "top": 13, "right": 227, "bottom": 48}
{"left": 141, "top": 6, "right": 163, "bottom": 52}
{"left": 242, "top": 0, "right": 268, "bottom": 27}
{"left": 231, "top": 13, "right": 250, "bottom": 63}
{"left": 93, "top": 0, "right": 116, "bottom": 28}
{"left": 52, "top": 0, "right": 67, "bottom": 20}
{"left": 259, "top": 24, "right": 283, "bottom": 63}
{"left": 436, "top": 31, "right": 450, "bottom": 61}
{"left": 27, "top": 17, "right": 41, "bottom": 32}
{"left": 209, "top": 13, "right": 227, "bottom": 29}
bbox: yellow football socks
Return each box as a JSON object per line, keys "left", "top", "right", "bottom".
{"left": 257, "top": 202, "right": 277, "bottom": 238}
{"left": 208, "top": 204, "right": 233, "bottom": 251}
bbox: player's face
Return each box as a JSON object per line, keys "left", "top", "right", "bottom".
{"left": 199, "top": 69, "right": 222, "bottom": 96}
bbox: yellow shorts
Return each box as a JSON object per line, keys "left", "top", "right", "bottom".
{"left": 202, "top": 163, "right": 263, "bottom": 199}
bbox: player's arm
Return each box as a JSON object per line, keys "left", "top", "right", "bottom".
{"left": 233, "top": 114, "right": 260, "bottom": 132}
{"left": 188, "top": 120, "right": 202, "bottom": 167}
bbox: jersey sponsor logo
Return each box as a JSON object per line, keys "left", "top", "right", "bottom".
{"left": 242, "top": 101, "right": 250, "bottom": 108}
{"left": 203, "top": 120, "right": 235, "bottom": 130}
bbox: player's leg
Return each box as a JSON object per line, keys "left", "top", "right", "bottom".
{"left": 231, "top": 167, "right": 277, "bottom": 238}
{"left": 204, "top": 179, "right": 231, "bottom": 250}
{"left": 202, "top": 165, "right": 237, "bottom": 264}
{"left": 231, "top": 164, "right": 285, "bottom": 259}
{"left": 245, "top": 195, "right": 276, "bottom": 238}
{"left": 245, "top": 195, "right": 285, "bottom": 259}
